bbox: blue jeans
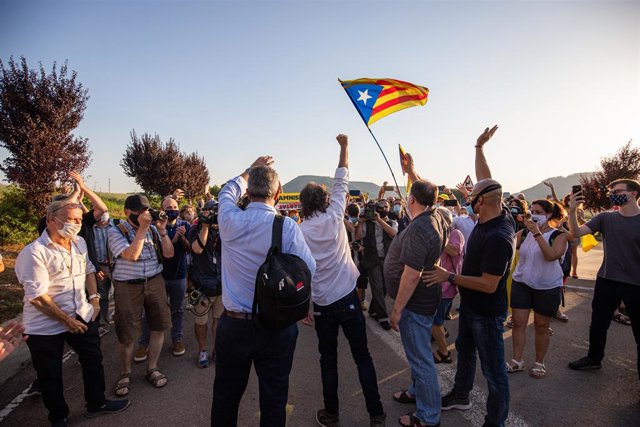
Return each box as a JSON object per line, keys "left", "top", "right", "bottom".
{"left": 399, "top": 309, "right": 440, "bottom": 425}
{"left": 453, "top": 306, "right": 509, "bottom": 427}
{"left": 211, "top": 315, "right": 298, "bottom": 427}
{"left": 313, "top": 289, "right": 384, "bottom": 417}
{"left": 139, "top": 278, "right": 186, "bottom": 345}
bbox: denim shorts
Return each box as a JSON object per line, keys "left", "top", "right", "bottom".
{"left": 510, "top": 280, "right": 561, "bottom": 318}
{"left": 433, "top": 298, "right": 453, "bottom": 326}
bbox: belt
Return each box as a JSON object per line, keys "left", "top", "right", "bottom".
{"left": 125, "top": 273, "right": 161, "bottom": 284}
{"left": 223, "top": 310, "right": 254, "bottom": 320}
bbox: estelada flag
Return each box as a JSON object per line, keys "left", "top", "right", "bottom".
{"left": 399, "top": 144, "right": 412, "bottom": 195}
{"left": 340, "top": 78, "right": 429, "bottom": 126}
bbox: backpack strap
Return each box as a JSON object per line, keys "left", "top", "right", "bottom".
{"left": 114, "top": 219, "right": 162, "bottom": 264}
{"left": 271, "top": 215, "right": 284, "bottom": 251}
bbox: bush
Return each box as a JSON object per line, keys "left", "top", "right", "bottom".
{"left": 0, "top": 185, "right": 40, "bottom": 244}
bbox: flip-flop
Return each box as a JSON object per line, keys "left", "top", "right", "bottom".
{"left": 393, "top": 390, "right": 416, "bottom": 404}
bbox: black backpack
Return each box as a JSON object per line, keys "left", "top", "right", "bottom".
{"left": 252, "top": 215, "right": 312, "bottom": 330}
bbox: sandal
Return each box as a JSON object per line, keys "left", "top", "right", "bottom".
{"left": 114, "top": 372, "right": 131, "bottom": 397}
{"left": 530, "top": 362, "right": 546, "bottom": 379}
{"left": 399, "top": 412, "right": 429, "bottom": 427}
{"left": 506, "top": 359, "right": 525, "bottom": 373}
{"left": 613, "top": 312, "right": 632, "bottom": 326}
{"left": 393, "top": 390, "right": 416, "bottom": 404}
{"left": 146, "top": 368, "right": 167, "bottom": 388}
{"left": 433, "top": 350, "right": 452, "bottom": 364}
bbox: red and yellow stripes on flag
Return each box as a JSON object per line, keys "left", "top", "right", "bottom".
{"left": 399, "top": 144, "right": 412, "bottom": 196}
{"left": 341, "top": 78, "right": 429, "bottom": 126}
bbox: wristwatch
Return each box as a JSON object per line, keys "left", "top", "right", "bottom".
{"left": 88, "top": 293, "right": 100, "bottom": 301}
{"left": 448, "top": 273, "right": 456, "bottom": 284}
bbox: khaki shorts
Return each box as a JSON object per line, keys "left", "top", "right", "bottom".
{"left": 113, "top": 274, "right": 171, "bottom": 344}
{"left": 194, "top": 295, "right": 225, "bottom": 325}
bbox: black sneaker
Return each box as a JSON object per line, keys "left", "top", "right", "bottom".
{"left": 441, "top": 389, "right": 471, "bottom": 411}
{"left": 85, "top": 399, "right": 131, "bottom": 418}
{"left": 316, "top": 408, "right": 340, "bottom": 426}
{"left": 380, "top": 321, "right": 391, "bottom": 331}
{"left": 369, "top": 412, "right": 386, "bottom": 427}
{"left": 568, "top": 356, "right": 602, "bottom": 371}
{"left": 24, "top": 380, "right": 41, "bottom": 397}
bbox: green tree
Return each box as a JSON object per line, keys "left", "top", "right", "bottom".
{"left": 0, "top": 57, "right": 91, "bottom": 212}
{"left": 580, "top": 140, "right": 640, "bottom": 212}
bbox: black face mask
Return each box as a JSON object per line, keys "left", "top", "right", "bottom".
{"left": 129, "top": 213, "right": 140, "bottom": 227}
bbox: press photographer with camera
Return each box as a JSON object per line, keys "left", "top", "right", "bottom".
{"left": 355, "top": 199, "right": 398, "bottom": 330}
{"left": 187, "top": 199, "right": 224, "bottom": 369}
{"left": 135, "top": 196, "right": 192, "bottom": 360}
{"left": 107, "top": 194, "right": 174, "bottom": 396}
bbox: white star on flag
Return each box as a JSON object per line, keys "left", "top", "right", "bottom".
{"left": 357, "top": 89, "right": 372, "bottom": 105}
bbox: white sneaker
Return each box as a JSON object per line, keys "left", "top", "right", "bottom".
{"left": 197, "top": 351, "right": 209, "bottom": 368}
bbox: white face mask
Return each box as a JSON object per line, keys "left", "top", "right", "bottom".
{"left": 99, "top": 212, "right": 110, "bottom": 223}
{"left": 531, "top": 214, "right": 548, "bottom": 226}
{"left": 55, "top": 218, "right": 82, "bottom": 238}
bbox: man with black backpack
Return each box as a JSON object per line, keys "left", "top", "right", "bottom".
{"left": 299, "top": 134, "right": 386, "bottom": 427}
{"left": 212, "top": 156, "right": 316, "bottom": 427}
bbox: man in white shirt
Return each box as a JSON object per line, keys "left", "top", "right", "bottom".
{"left": 212, "top": 156, "right": 316, "bottom": 427}
{"left": 15, "top": 199, "right": 129, "bottom": 427}
{"left": 299, "top": 135, "right": 385, "bottom": 427}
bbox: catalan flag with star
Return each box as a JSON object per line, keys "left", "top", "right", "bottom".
{"left": 340, "top": 78, "right": 429, "bottom": 126}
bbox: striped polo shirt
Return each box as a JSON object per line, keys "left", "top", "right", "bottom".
{"left": 108, "top": 221, "right": 163, "bottom": 281}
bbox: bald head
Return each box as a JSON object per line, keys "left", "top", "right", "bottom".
{"left": 472, "top": 179, "right": 503, "bottom": 205}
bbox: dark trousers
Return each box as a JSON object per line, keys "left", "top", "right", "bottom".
{"left": 454, "top": 306, "right": 509, "bottom": 427}
{"left": 588, "top": 276, "right": 640, "bottom": 379}
{"left": 366, "top": 262, "right": 388, "bottom": 321}
{"left": 313, "top": 289, "right": 384, "bottom": 417}
{"left": 26, "top": 317, "right": 106, "bottom": 423}
{"left": 211, "top": 315, "right": 298, "bottom": 427}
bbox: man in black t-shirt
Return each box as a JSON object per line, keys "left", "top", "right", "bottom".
{"left": 424, "top": 126, "right": 515, "bottom": 427}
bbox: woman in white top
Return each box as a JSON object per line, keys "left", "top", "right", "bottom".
{"left": 507, "top": 199, "right": 569, "bottom": 378}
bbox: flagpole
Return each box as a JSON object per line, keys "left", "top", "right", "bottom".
{"left": 365, "top": 126, "right": 407, "bottom": 203}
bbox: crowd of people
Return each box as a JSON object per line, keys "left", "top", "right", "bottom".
{"left": 2, "top": 126, "right": 639, "bottom": 427}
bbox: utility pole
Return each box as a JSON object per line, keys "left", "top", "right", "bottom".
{"left": 108, "top": 178, "right": 111, "bottom": 193}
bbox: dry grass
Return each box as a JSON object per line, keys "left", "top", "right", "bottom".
{"left": 0, "top": 244, "right": 25, "bottom": 323}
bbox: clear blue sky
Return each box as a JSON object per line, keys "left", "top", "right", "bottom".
{"left": 1, "top": 0, "right": 638, "bottom": 194}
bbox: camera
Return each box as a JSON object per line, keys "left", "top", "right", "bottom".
{"left": 350, "top": 240, "right": 362, "bottom": 252}
{"left": 198, "top": 210, "right": 218, "bottom": 225}
{"left": 148, "top": 208, "right": 167, "bottom": 222}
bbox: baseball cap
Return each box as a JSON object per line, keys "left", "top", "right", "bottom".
{"left": 124, "top": 194, "right": 151, "bottom": 211}
{"left": 203, "top": 200, "right": 218, "bottom": 210}
{"left": 438, "top": 194, "right": 450, "bottom": 200}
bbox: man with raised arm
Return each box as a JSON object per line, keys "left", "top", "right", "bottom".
{"left": 212, "top": 156, "right": 316, "bottom": 427}
{"left": 299, "top": 134, "right": 386, "bottom": 427}
{"left": 424, "top": 126, "right": 515, "bottom": 427}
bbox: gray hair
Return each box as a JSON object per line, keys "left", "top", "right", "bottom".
{"left": 436, "top": 207, "right": 453, "bottom": 226}
{"left": 46, "top": 200, "right": 81, "bottom": 221}
{"left": 248, "top": 166, "right": 280, "bottom": 199}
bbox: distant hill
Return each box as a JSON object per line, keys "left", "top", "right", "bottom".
{"left": 283, "top": 175, "right": 405, "bottom": 198}
{"left": 516, "top": 172, "right": 595, "bottom": 201}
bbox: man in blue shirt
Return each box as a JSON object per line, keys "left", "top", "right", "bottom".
{"left": 211, "top": 156, "right": 316, "bottom": 427}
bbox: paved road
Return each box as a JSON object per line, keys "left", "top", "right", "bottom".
{"left": 1, "top": 245, "right": 638, "bottom": 426}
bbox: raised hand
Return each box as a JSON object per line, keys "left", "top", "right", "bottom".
{"left": 456, "top": 182, "right": 469, "bottom": 198}
{"left": 172, "top": 188, "right": 185, "bottom": 200}
{"left": 69, "top": 171, "right": 87, "bottom": 190}
{"left": 476, "top": 125, "right": 498, "bottom": 148}
{"left": 336, "top": 134, "right": 348, "bottom": 147}
{"left": 543, "top": 181, "right": 554, "bottom": 189}
{"left": 250, "top": 156, "right": 275, "bottom": 169}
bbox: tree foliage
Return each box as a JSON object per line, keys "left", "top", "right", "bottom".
{"left": 580, "top": 141, "right": 640, "bottom": 212}
{"left": 0, "top": 56, "right": 91, "bottom": 212}
{"left": 121, "top": 130, "right": 210, "bottom": 199}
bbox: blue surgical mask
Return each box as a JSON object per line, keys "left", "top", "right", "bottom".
{"left": 393, "top": 205, "right": 402, "bottom": 214}
{"left": 465, "top": 205, "right": 474, "bottom": 216}
{"left": 291, "top": 215, "right": 299, "bottom": 222}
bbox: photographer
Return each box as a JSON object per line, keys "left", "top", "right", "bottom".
{"left": 187, "top": 200, "right": 224, "bottom": 369}
{"left": 108, "top": 194, "right": 174, "bottom": 396}
{"left": 389, "top": 198, "right": 409, "bottom": 234}
{"left": 355, "top": 200, "right": 398, "bottom": 330}
{"left": 344, "top": 203, "right": 369, "bottom": 310}
{"left": 136, "top": 196, "right": 191, "bottom": 359}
